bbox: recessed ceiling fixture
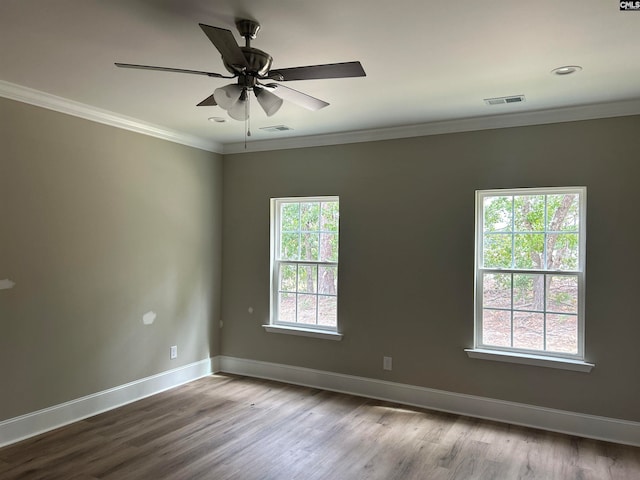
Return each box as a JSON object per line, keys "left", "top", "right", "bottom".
{"left": 551, "top": 65, "right": 582, "bottom": 76}
{"left": 208, "top": 116, "right": 226, "bottom": 123}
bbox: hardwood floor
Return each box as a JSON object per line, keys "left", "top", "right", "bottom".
{"left": 1, "top": 374, "right": 639, "bottom": 479}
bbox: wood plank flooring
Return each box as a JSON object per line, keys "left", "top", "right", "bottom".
{"left": 1, "top": 374, "right": 638, "bottom": 479}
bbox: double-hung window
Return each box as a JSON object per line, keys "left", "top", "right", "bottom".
{"left": 473, "top": 187, "right": 587, "bottom": 363}
{"left": 270, "top": 197, "right": 339, "bottom": 335}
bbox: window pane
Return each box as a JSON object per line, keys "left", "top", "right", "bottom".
{"left": 546, "top": 314, "right": 578, "bottom": 354}
{"left": 546, "top": 233, "right": 579, "bottom": 270}
{"left": 483, "top": 196, "right": 512, "bottom": 232}
{"left": 514, "top": 234, "right": 544, "bottom": 269}
{"left": 513, "top": 312, "right": 544, "bottom": 350}
{"left": 319, "top": 233, "right": 338, "bottom": 262}
{"left": 297, "top": 265, "right": 317, "bottom": 293}
{"left": 514, "top": 195, "right": 545, "bottom": 232}
{"left": 280, "top": 233, "right": 299, "bottom": 260}
{"left": 318, "top": 265, "right": 338, "bottom": 295}
{"left": 278, "top": 293, "right": 296, "bottom": 323}
{"left": 297, "top": 294, "right": 317, "bottom": 325}
{"left": 482, "top": 309, "right": 511, "bottom": 347}
{"left": 280, "top": 264, "right": 297, "bottom": 292}
{"left": 318, "top": 296, "right": 337, "bottom": 327}
{"left": 483, "top": 234, "right": 512, "bottom": 268}
{"left": 300, "top": 233, "right": 319, "bottom": 261}
{"left": 273, "top": 197, "right": 339, "bottom": 331}
{"left": 546, "top": 275, "right": 578, "bottom": 314}
{"left": 320, "top": 202, "right": 339, "bottom": 232}
{"left": 547, "top": 194, "right": 579, "bottom": 232}
{"left": 300, "top": 202, "right": 320, "bottom": 231}
{"left": 513, "top": 274, "right": 544, "bottom": 312}
{"left": 482, "top": 273, "right": 511, "bottom": 309}
{"left": 476, "top": 188, "right": 584, "bottom": 359}
{"left": 281, "top": 203, "right": 300, "bottom": 231}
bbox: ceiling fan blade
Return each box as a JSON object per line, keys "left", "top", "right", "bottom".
{"left": 268, "top": 61, "right": 366, "bottom": 81}
{"left": 263, "top": 83, "right": 329, "bottom": 111}
{"left": 199, "top": 23, "right": 248, "bottom": 69}
{"left": 196, "top": 94, "right": 217, "bottom": 106}
{"left": 115, "top": 63, "right": 233, "bottom": 79}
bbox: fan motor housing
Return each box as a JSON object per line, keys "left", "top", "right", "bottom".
{"left": 223, "top": 47, "right": 272, "bottom": 77}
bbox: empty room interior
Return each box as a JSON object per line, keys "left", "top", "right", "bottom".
{"left": 1, "top": 1, "right": 639, "bottom": 479}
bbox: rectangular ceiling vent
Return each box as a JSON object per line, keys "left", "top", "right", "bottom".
{"left": 260, "top": 125, "right": 294, "bottom": 133}
{"left": 484, "top": 95, "right": 526, "bottom": 106}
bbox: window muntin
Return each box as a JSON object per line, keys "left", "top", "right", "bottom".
{"left": 271, "top": 197, "right": 339, "bottom": 331}
{"left": 475, "top": 188, "right": 586, "bottom": 359}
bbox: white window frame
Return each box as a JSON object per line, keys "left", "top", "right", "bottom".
{"left": 265, "top": 196, "right": 342, "bottom": 340}
{"left": 468, "top": 186, "right": 592, "bottom": 371}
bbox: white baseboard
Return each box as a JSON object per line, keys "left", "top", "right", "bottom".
{"left": 211, "top": 355, "right": 222, "bottom": 374}
{"left": 3, "top": 356, "right": 638, "bottom": 449}
{"left": 0, "top": 358, "right": 213, "bottom": 448}
{"left": 217, "top": 355, "right": 640, "bottom": 447}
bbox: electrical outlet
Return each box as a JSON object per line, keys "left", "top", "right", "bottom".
{"left": 170, "top": 345, "right": 178, "bottom": 359}
{"left": 383, "top": 356, "right": 392, "bottom": 371}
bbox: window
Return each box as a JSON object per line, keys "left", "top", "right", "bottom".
{"left": 270, "top": 197, "right": 339, "bottom": 333}
{"left": 474, "top": 187, "right": 586, "bottom": 361}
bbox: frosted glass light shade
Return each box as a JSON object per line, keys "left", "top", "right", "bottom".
{"left": 228, "top": 98, "right": 248, "bottom": 120}
{"left": 213, "top": 84, "right": 242, "bottom": 110}
{"left": 255, "top": 88, "right": 283, "bottom": 117}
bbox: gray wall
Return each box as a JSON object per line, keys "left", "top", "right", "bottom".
{"left": 2, "top": 94, "right": 638, "bottom": 426}
{"left": 221, "top": 115, "right": 640, "bottom": 422}
{"left": 0, "top": 97, "right": 223, "bottom": 421}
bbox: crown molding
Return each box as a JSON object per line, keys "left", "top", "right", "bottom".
{"left": 3, "top": 79, "right": 639, "bottom": 156}
{"left": 0, "top": 80, "right": 223, "bottom": 154}
{"left": 223, "top": 98, "right": 640, "bottom": 154}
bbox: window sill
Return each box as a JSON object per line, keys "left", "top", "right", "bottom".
{"left": 465, "top": 348, "right": 594, "bottom": 372}
{"left": 262, "top": 324, "right": 343, "bottom": 341}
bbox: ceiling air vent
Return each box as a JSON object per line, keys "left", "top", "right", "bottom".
{"left": 484, "top": 95, "right": 526, "bottom": 106}
{"left": 260, "top": 125, "right": 294, "bottom": 133}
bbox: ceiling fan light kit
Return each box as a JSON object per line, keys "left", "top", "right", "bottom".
{"left": 228, "top": 89, "right": 250, "bottom": 121}
{"left": 115, "top": 18, "right": 365, "bottom": 124}
{"left": 255, "top": 88, "right": 284, "bottom": 117}
{"left": 213, "top": 84, "right": 242, "bottom": 110}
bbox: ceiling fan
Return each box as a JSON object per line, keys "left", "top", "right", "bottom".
{"left": 115, "top": 19, "right": 366, "bottom": 121}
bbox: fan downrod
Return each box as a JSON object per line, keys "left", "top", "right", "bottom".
{"left": 222, "top": 19, "right": 271, "bottom": 77}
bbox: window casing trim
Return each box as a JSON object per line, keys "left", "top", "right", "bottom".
{"left": 473, "top": 186, "right": 587, "bottom": 361}
{"left": 262, "top": 324, "right": 343, "bottom": 340}
{"left": 270, "top": 196, "right": 340, "bottom": 334}
{"left": 465, "top": 348, "right": 594, "bottom": 372}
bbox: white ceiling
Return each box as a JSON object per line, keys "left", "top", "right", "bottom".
{"left": 1, "top": 0, "right": 640, "bottom": 152}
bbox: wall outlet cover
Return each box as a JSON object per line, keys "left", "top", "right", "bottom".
{"left": 383, "top": 356, "right": 392, "bottom": 371}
